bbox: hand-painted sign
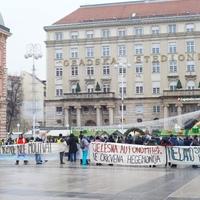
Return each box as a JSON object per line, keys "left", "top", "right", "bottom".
{"left": 90, "top": 142, "right": 166, "bottom": 166}
{"left": 0, "top": 143, "right": 52, "bottom": 155}
{"left": 167, "top": 146, "right": 200, "bottom": 165}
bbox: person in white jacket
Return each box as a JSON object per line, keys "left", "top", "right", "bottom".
{"left": 57, "top": 134, "right": 67, "bottom": 164}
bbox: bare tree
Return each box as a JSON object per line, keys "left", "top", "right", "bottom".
{"left": 6, "top": 75, "right": 23, "bottom": 132}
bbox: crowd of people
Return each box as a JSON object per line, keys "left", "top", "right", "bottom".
{"left": 0, "top": 131, "right": 199, "bottom": 168}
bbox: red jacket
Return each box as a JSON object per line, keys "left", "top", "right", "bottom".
{"left": 17, "top": 137, "right": 26, "bottom": 144}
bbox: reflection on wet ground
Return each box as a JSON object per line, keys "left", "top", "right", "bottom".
{"left": 0, "top": 161, "right": 200, "bottom": 200}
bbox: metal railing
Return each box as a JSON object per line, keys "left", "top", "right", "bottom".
{"left": 163, "top": 89, "right": 200, "bottom": 97}
{"left": 63, "top": 92, "right": 115, "bottom": 99}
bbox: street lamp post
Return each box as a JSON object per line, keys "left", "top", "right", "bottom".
{"left": 24, "top": 44, "right": 42, "bottom": 139}
{"left": 115, "top": 58, "right": 131, "bottom": 134}
{"left": 17, "top": 123, "right": 20, "bottom": 132}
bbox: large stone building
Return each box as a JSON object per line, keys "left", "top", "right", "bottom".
{"left": 20, "top": 71, "right": 46, "bottom": 129}
{"left": 44, "top": 0, "right": 200, "bottom": 129}
{"left": 0, "top": 13, "right": 10, "bottom": 138}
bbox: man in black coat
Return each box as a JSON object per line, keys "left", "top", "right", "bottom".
{"left": 67, "top": 134, "right": 78, "bottom": 162}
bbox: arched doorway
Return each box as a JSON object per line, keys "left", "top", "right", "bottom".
{"left": 85, "top": 120, "right": 96, "bottom": 126}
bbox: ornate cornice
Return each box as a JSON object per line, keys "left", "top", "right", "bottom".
{"left": 44, "top": 14, "right": 200, "bottom": 31}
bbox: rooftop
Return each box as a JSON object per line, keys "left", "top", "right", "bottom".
{"left": 53, "top": 0, "right": 200, "bottom": 25}
{"left": 0, "top": 12, "right": 10, "bottom": 34}
{"left": 0, "top": 12, "right": 5, "bottom": 26}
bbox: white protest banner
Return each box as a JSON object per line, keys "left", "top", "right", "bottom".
{"left": 167, "top": 146, "right": 200, "bottom": 165}
{"left": 0, "top": 143, "right": 52, "bottom": 156}
{"left": 90, "top": 142, "right": 166, "bottom": 166}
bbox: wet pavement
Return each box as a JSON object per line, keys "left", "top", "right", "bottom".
{"left": 0, "top": 161, "right": 200, "bottom": 200}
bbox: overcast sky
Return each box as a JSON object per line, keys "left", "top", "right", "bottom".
{"left": 1, "top": 0, "right": 133, "bottom": 80}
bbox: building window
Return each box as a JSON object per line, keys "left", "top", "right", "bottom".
{"left": 169, "top": 81, "right": 177, "bottom": 91}
{"left": 102, "top": 29, "right": 110, "bottom": 38}
{"left": 86, "top": 47, "right": 94, "bottom": 58}
{"left": 87, "top": 66, "right": 94, "bottom": 76}
{"left": 71, "top": 84, "right": 77, "bottom": 93}
{"left": 118, "top": 45, "right": 126, "bottom": 57}
{"left": 152, "top": 82, "right": 160, "bottom": 94}
{"left": 82, "top": 106, "right": 89, "bottom": 113}
{"left": 119, "top": 86, "right": 126, "bottom": 96}
{"left": 137, "top": 118, "right": 143, "bottom": 123}
{"left": 56, "top": 67, "right": 63, "bottom": 78}
{"left": 55, "top": 32, "right": 63, "bottom": 40}
{"left": 103, "top": 84, "right": 110, "bottom": 93}
{"left": 186, "top": 40, "right": 195, "bottom": 53}
{"left": 152, "top": 87, "right": 160, "bottom": 94}
{"left": 56, "top": 107, "right": 63, "bottom": 115}
{"left": 72, "top": 119, "right": 76, "bottom": 125}
{"left": 186, "top": 81, "right": 195, "bottom": 90}
{"left": 134, "top": 27, "right": 143, "bottom": 36}
{"left": 86, "top": 30, "right": 94, "bottom": 39}
{"left": 55, "top": 49, "right": 63, "bottom": 60}
{"left": 87, "top": 84, "right": 94, "bottom": 93}
{"left": 169, "top": 105, "right": 177, "bottom": 113}
{"left": 186, "top": 23, "right": 194, "bottom": 32}
{"left": 56, "top": 88, "right": 63, "bottom": 97}
{"left": 135, "top": 105, "right": 144, "bottom": 113}
{"left": 153, "top": 105, "right": 160, "bottom": 113}
{"left": 70, "top": 47, "right": 78, "bottom": 58}
{"left": 118, "top": 29, "right": 126, "bottom": 37}
{"left": 168, "top": 42, "right": 176, "bottom": 54}
{"left": 135, "top": 64, "right": 143, "bottom": 74}
{"left": 134, "top": 44, "right": 143, "bottom": 55}
{"left": 152, "top": 43, "right": 160, "bottom": 54}
{"left": 152, "top": 62, "right": 160, "bottom": 73}
{"left": 103, "top": 64, "right": 110, "bottom": 76}
{"left": 57, "top": 119, "right": 62, "bottom": 124}
{"left": 186, "top": 61, "right": 195, "bottom": 72}
{"left": 168, "top": 24, "right": 176, "bottom": 33}
{"left": 151, "top": 26, "right": 160, "bottom": 35}
{"left": 71, "top": 66, "right": 78, "bottom": 76}
{"left": 169, "top": 60, "right": 177, "bottom": 73}
{"left": 71, "top": 31, "right": 79, "bottom": 40}
{"left": 120, "top": 105, "right": 126, "bottom": 111}
{"left": 135, "top": 83, "right": 144, "bottom": 94}
{"left": 119, "top": 65, "right": 126, "bottom": 76}
{"left": 102, "top": 46, "right": 110, "bottom": 57}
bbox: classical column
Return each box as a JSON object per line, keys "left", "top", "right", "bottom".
{"left": 163, "top": 104, "right": 169, "bottom": 130}
{"left": 95, "top": 105, "right": 101, "bottom": 126}
{"left": 64, "top": 106, "right": 69, "bottom": 127}
{"left": 108, "top": 105, "right": 114, "bottom": 125}
{"left": 75, "top": 106, "right": 81, "bottom": 127}
{"left": 176, "top": 102, "right": 183, "bottom": 127}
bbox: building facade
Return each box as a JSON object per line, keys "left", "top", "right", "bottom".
{"left": 0, "top": 13, "right": 10, "bottom": 138}
{"left": 20, "top": 71, "right": 46, "bottom": 129}
{"left": 44, "top": 0, "right": 200, "bottom": 129}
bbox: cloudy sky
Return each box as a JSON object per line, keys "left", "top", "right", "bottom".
{"left": 1, "top": 0, "right": 133, "bottom": 80}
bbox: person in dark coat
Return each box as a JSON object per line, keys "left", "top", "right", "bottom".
{"left": 67, "top": 134, "right": 78, "bottom": 162}
{"left": 183, "top": 136, "right": 192, "bottom": 146}
{"left": 107, "top": 135, "right": 115, "bottom": 143}
{"left": 191, "top": 135, "right": 199, "bottom": 169}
